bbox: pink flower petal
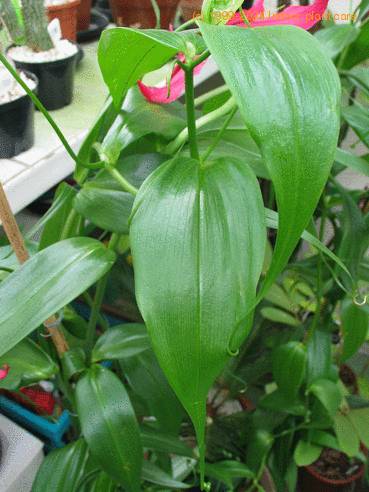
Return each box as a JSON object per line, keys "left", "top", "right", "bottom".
{"left": 230, "top": 0, "right": 328, "bottom": 30}
{"left": 0, "top": 364, "right": 10, "bottom": 380}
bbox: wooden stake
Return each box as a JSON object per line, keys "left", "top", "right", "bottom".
{"left": 0, "top": 182, "right": 69, "bottom": 355}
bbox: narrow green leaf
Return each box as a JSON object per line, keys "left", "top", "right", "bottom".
{"left": 0, "top": 338, "right": 58, "bottom": 390}
{"left": 309, "top": 430, "right": 340, "bottom": 451}
{"left": 130, "top": 155, "right": 266, "bottom": 473}
{"left": 61, "top": 348, "right": 86, "bottom": 380}
{"left": 315, "top": 24, "right": 359, "bottom": 59}
{"left": 260, "top": 389, "right": 306, "bottom": 416}
{"left": 141, "top": 461, "right": 190, "bottom": 489}
{"left": 246, "top": 430, "right": 274, "bottom": 473}
{"left": 92, "top": 323, "right": 150, "bottom": 362}
{"left": 98, "top": 28, "right": 185, "bottom": 108}
{"left": 294, "top": 440, "right": 322, "bottom": 467}
{"left": 273, "top": 341, "right": 307, "bottom": 399}
{"left": 264, "top": 283, "right": 294, "bottom": 313}
{"left": 307, "top": 328, "right": 336, "bottom": 385}
{"left": 334, "top": 413, "right": 360, "bottom": 457}
{"left": 141, "top": 426, "right": 193, "bottom": 457}
{"left": 341, "top": 22, "right": 369, "bottom": 69}
{"left": 205, "top": 461, "right": 254, "bottom": 488}
{"left": 341, "top": 300, "right": 369, "bottom": 362}
{"left": 32, "top": 440, "right": 89, "bottom": 492}
{"left": 76, "top": 365, "right": 142, "bottom": 491}
{"left": 335, "top": 148, "right": 369, "bottom": 178}
{"left": 200, "top": 22, "right": 340, "bottom": 300}
{"left": 261, "top": 307, "right": 299, "bottom": 327}
{"left": 308, "top": 379, "right": 342, "bottom": 417}
{"left": 342, "top": 105, "right": 369, "bottom": 148}
{"left": 0, "top": 238, "right": 115, "bottom": 357}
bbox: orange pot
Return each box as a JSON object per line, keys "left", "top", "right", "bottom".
{"left": 47, "top": 0, "right": 81, "bottom": 42}
{"left": 77, "top": 0, "right": 92, "bottom": 31}
{"left": 109, "top": 0, "right": 180, "bottom": 29}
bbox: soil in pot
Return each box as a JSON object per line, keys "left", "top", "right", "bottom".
{"left": 109, "top": 0, "right": 180, "bottom": 29}
{"left": 299, "top": 448, "right": 365, "bottom": 492}
{"left": 77, "top": 0, "right": 92, "bottom": 31}
{"left": 0, "top": 70, "right": 37, "bottom": 159}
{"left": 8, "top": 40, "right": 78, "bottom": 111}
{"left": 180, "top": 0, "right": 202, "bottom": 21}
{"left": 46, "top": 0, "right": 81, "bottom": 41}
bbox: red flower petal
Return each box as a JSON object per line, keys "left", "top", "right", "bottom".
{"left": 0, "top": 364, "right": 10, "bottom": 380}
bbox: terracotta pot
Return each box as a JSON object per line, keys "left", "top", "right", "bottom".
{"left": 180, "top": 0, "right": 202, "bottom": 21}
{"left": 109, "top": 0, "right": 180, "bottom": 28}
{"left": 47, "top": 0, "right": 81, "bottom": 42}
{"left": 299, "top": 456, "right": 365, "bottom": 492}
{"left": 77, "top": 0, "right": 92, "bottom": 30}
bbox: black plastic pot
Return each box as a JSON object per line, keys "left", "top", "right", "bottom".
{"left": 0, "top": 71, "right": 38, "bottom": 159}
{"left": 9, "top": 50, "right": 77, "bottom": 111}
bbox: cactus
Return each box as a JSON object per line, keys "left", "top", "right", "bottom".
{"left": 21, "top": 0, "right": 54, "bottom": 52}
{"left": 0, "top": 0, "right": 25, "bottom": 44}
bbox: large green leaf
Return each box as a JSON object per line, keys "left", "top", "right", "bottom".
{"left": 341, "top": 22, "right": 369, "bottom": 69}
{"left": 294, "top": 440, "right": 322, "bottom": 467}
{"left": 32, "top": 440, "right": 89, "bottom": 492}
{"left": 272, "top": 341, "right": 307, "bottom": 399}
{"left": 141, "top": 461, "right": 190, "bottom": 489}
{"left": 98, "top": 28, "right": 185, "bottom": 108}
{"left": 334, "top": 413, "right": 360, "bottom": 456}
{"left": 130, "top": 155, "right": 266, "bottom": 476}
{"left": 200, "top": 22, "right": 340, "bottom": 302}
{"left": 0, "top": 338, "right": 57, "bottom": 390}
{"left": 0, "top": 238, "right": 115, "bottom": 357}
{"left": 308, "top": 379, "right": 342, "bottom": 417}
{"left": 76, "top": 365, "right": 142, "bottom": 491}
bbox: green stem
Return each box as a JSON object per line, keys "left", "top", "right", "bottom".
{"left": 0, "top": 52, "right": 104, "bottom": 171}
{"left": 201, "top": 106, "right": 237, "bottom": 163}
{"left": 165, "top": 96, "right": 236, "bottom": 155}
{"left": 60, "top": 208, "right": 79, "bottom": 241}
{"left": 175, "top": 18, "right": 197, "bottom": 31}
{"left": 194, "top": 84, "right": 228, "bottom": 107}
{"left": 86, "top": 234, "right": 119, "bottom": 357}
{"left": 185, "top": 67, "right": 200, "bottom": 160}
{"left": 151, "top": 0, "right": 161, "bottom": 28}
{"left": 107, "top": 168, "right": 138, "bottom": 196}
{"left": 83, "top": 292, "right": 110, "bottom": 332}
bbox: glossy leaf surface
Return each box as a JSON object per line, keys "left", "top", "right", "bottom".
{"left": 76, "top": 365, "right": 142, "bottom": 491}
{"left": 98, "top": 28, "right": 184, "bottom": 108}
{"left": 341, "top": 301, "right": 369, "bottom": 362}
{"left": 141, "top": 461, "right": 190, "bottom": 489}
{"left": 130, "top": 155, "right": 266, "bottom": 469}
{"left": 308, "top": 379, "right": 342, "bottom": 417}
{"left": 200, "top": 22, "right": 341, "bottom": 300}
{"left": 0, "top": 338, "right": 57, "bottom": 390}
{"left": 272, "top": 341, "right": 307, "bottom": 399}
{"left": 294, "top": 440, "right": 322, "bottom": 467}
{"left": 0, "top": 238, "right": 115, "bottom": 357}
{"left": 92, "top": 323, "right": 150, "bottom": 362}
{"left": 315, "top": 24, "right": 359, "bottom": 59}
{"left": 32, "top": 439, "right": 89, "bottom": 492}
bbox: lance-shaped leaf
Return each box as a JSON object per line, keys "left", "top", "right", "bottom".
{"left": 200, "top": 23, "right": 341, "bottom": 301}
{"left": 76, "top": 365, "right": 142, "bottom": 491}
{"left": 0, "top": 238, "right": 115, "bottom": 357}
{"left": 130, "top": 156, "right": 266, "bottom": 477}
{"left": 98, "top": 28, "right": 185, "bottom": 108}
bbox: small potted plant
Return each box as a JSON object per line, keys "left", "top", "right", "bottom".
{"left": 1, "top": 0, "right": 78, "bottom": 110}
{"left": 0, "top": 7, "right": 37, "bottom": 158}
{"left": 109, "top": 0, "right": 181, "bottom": 28}
{"left": 46, "top": 0, "right": 81, "bottom": 42}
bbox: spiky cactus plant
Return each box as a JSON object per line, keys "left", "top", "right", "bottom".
{"left": 21, "top": 0, "right": 54, "bottom": 52}
{"left": 0, "top": 0, "right": 54, "bottom": 52}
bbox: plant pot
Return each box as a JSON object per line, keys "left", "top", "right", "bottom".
{"left": 77, "top": 0, "right": 92, "bottom": 31}
{"left": 109, "top": 0, "right": 180, "bottom": 28}
{"left": 0, "top": 71, "right": 37, "bottom": 159}
{"left": 10, "top": 50, "right": 78, "bottom": 111}
{"left": 299, "top": 448, "right": 365, "bottom": 492}
{"left": 180, "top": 0, "right": 202, "bottom": 21}
{"left": 47, "top": 0, "right": 81, "bottom": 42}
{"left": 0, "top": 414, "right": 44, "bottom": 492}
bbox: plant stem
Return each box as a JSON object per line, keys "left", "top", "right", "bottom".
{"left": 86, "top": 233, "right": 119, "bottom": 357}
{"left": 201, "top": 106, "right": 237, "bottom": 163}
{"left": 107, "top": 167, "right": 138, "bottom": 196}
{"left": 185, "top": 67, "right": 200, "bottom": 160}
{"left": 175, "top": 18, "right": 198, "bottom": 31}
{"left": 60, "top": 208, "right": 79, "bottom": 241}
{"left": 165, "top": 96, "right": 236, "bottom": 155}
{"left": 151, "top": 0, "right": 161, "bottom": 28}
{"left": 194, "top": 84, "right": 228, "bottom": 107}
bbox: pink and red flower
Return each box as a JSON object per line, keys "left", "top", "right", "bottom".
{"left": 0, "top": 364, "right": 10, "bottom": 380}
{"left": 138, "top": 0, "right": 329, "bottom": 104}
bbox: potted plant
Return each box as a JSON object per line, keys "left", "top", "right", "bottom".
{"left": 0, "top": 0, "right": 367, "bottom": 490}
{"left": 46, "top": 0, "right": 81, "bottom": 42}
{"left": 76, "top": 0, "right": 92, "bottom": 31}
{"left": 1, "top": 0, "right": 78, "bottom": 111}
{"left": 109, "top": 0, "right": 181, "bottom": 28}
